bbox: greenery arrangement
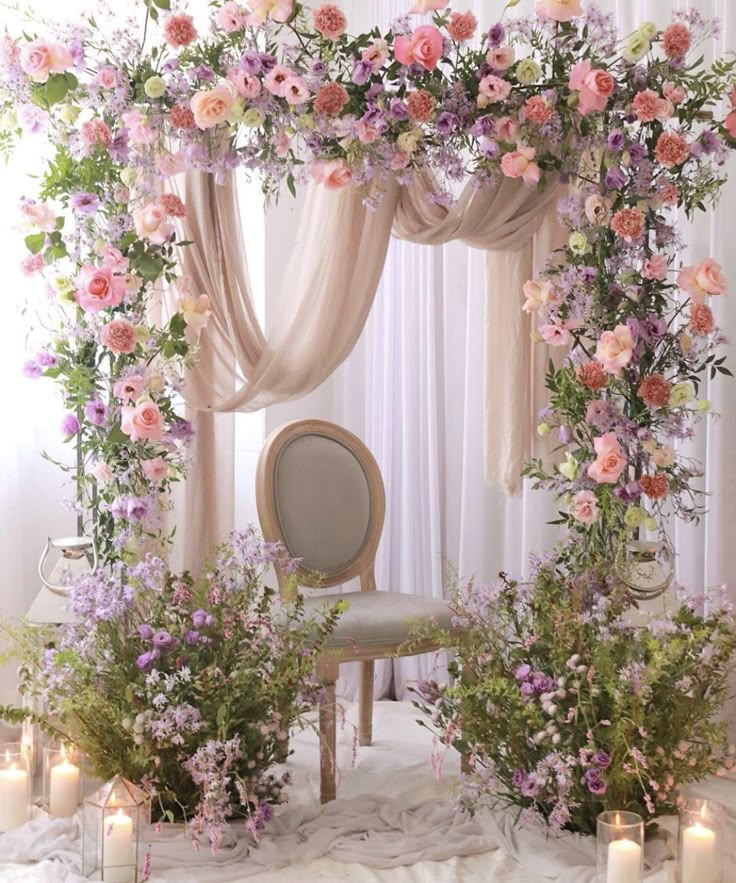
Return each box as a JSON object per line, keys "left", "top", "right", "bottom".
{"left": 1, "top": 529, "right": 342, "bottom": 848}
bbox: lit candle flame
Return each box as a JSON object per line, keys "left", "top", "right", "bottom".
{"left": 60, "top": 743, "right": 66, "bottom": 760}
{"left": 615, "top": 813, "right": 621, "bottom": 826}
{"left": 4, "top": 750, "right": 9, "bottom": 764}
{"left": 701, "top": 803, "right": 707, "bottom": 819}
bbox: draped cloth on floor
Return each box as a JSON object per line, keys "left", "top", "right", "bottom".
{"left": 172, "top": 170, "right": 566, "bottom": 571}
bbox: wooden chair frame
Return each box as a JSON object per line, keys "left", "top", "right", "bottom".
{"left": 256, "top": 419, "right": 458, "bottom": 802}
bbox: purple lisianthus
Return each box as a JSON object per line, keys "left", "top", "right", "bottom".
{"left": 126, "top": 497, "right": 148, "bottom": 521}
{"left": 311, "top": 60, "right": 327, "bottom": 76}
{"left": 108, "top": 130, "right": 130, "bottom": 164}
{"left": 185, "top": 630, "right": 200, "bottom": 646}
{"left": 515, "top": 663, "right": 532, "bottom": 681}
{"left": 639, "top": 316, "right": 667, "bottom": 343}
{"left": 138, "top": 624, "right": 154, "bottom": 641}
{"left": 628, "top": 142, "right": 647, "bottom": 164}
{"left": 389, "top": 99, "right": 409, "bottom": 121}
{"left": 152, "top": 629, "right": 177, "bottom": 652}
{"left": 240, "top": 50, "right": 263, "bottom": 74}
{"left": 607, "top": 129, "right": 625, "bottom": 151}
{"left": 487, "top": 23, "right": 505, "bottom": 47}
{"left": 558, "top": 425, "right": 573, "bottom": 445}
{"left": 110, "top": 496, "right": 129, "bottom": 520}
{"left": 436, "top": 112, "right": 459, "bottom": 136}
{"left": 71, "top": 192, "right": 100, "bottom": 214}
{"left": 22, "top": 359, "right": 42, "bottom": 379}
{"left": 469, "top": 115, "right": 494, "bottom": 137}
{"left": 521, "top": 777, "right": 542, "bottom": 798}
{"left": 36, "top": 351, "right": 58, "bottom": 368}
{"left": 260, "top": 803, "right": 274, "bottom": 823}
{"left": 511, "top": 769, "right": 527, "bottom": 788}
{"left": 614, "top": 481, "right": 641, "bottom": 503}
{"left": 169, "top": 419, "right": 195, "bottom": 443}
{"left": 605, "top": 167, "right": 626, "bottom": 190}
{"left": 532, "top": 672, "right": 556, "bottom": 694}
{"left": 592, "top": 749, "right": 611, "bottom": 769}
{"left": 192, "top": 609, "right": 211, "bottom": 630}
{"left": 259, "top": 52, "right": 277, "bottom": 73}
{"left": 520, "top": 682, "right": 536, "bottom": 699}
{"left": 480, "top": 139, "right": 500, "bottom": 158}
{"left": 84, "top": 399, "right": 109, "bottom": 427}
{"left": 352, "top": 60, "right": 373, "bottom": 86}
{"left": 61, "top": 413, "right": 80, "bottom": 436}
{"left": 136, "top": 649, "right": 160, "bottom": 671}
{"left": 585, "top": 768, "right": 607, "bottom": 795}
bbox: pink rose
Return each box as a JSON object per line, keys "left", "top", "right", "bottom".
{"left": 536, "top": 0, "right": 583, "bottom": 22}
{"left": 217, "top": 1, "right": 244, "bottom": 32}
{"left": 478, "top": 74, "right": 512, "bottom": 106}
{"left": 245, "top": 0, "right": 294, "bottom": 26}
{"left": 19, "top": 200, "right": 56, "bottom": 233}
{"left": 121, "top": 401, "right": 164, "bottom": 443}
{"left": 19, "top": 39, "right": 73, "bottom": 84}
{"left": 191, "top": 84, "right": 236, "bottom": 130}
{"left": 100, "top": 244, "right": 129, "bottom": 273}
{"left": 133, "top": 203, "right": 175, "bottom": 246}
{"left": 409, "top": 0, "right": 448, "bottom": 12}
{"left": 587, "top": 433, "right": 627, "bottom": 485}
{"left": 571, "top": 490, "right": 600, "bottom": 524}
{"left": 155, "top": 150, "right": 186, "bottom": 177}
{"left": 486, "top": 47, "right": 516, "bottom": 71}
{"left": 642, "top": 254, "right": 668, "bottom": 281}
{"left": 394, "top": 25, "right": 443, "bottom": 72}
{"left": 677, "top": 258, "right": 727, "bottom": 304}
{"left": 95, "top": 66, "right": 118, "bottom": 90}
{"left": 227, "top": 69, "right": 261, "bottom": 99}
{"left": 500, "top": 145, "right": 541, "bottom": 185}
{"left": 539, "top": 319, "right": 572, "bottom": 347}
{"left": 495, "top": 116, "right": 519, "bottom": 142}
{"left": 75, "top": 264, "right": 126, "bottom": 313}
{"left": 113, "top": 374, "right": 145, "bottom": 402}
{"left": 310, "top": 158, "right": 352, "bottom": 191}
{"left": 143, "top": 457, "right": 168, "bottom": 482}
{"left": 569, "top": 60, "right": 614, "bottom": 116}
{"left": 522, "top": 279, "right": 556, "bottom": 312}
{"left": 594, "top": 324, "right": 635, "bottom": 375}
{"left": 100, "top": 319, "right": 137, "bottom": 355}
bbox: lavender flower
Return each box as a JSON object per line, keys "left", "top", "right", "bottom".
{"left": 22, "top": 359, "right": 42, "bottom": 378}
{"left": 71, "top": 192, "right": 100, "bottom": 214}
{"left": 84, "top": 399, "right": 108, "bottom": 426}
{"left": 60, "top": 413, "right": 80, "bottom": 435}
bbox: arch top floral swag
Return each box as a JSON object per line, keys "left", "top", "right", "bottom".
{"left": 2, "top": 0, "right": 736, "bottom": 565}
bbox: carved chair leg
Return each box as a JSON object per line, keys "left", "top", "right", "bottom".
{"left": 318, "top": 659, "right": 339, "bottom": 804}
{"left": 359, "top": 659, "right": 375, "bottom": 747}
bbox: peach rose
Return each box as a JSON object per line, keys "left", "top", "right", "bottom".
{"left": 133, "top": 202, "right": 175, "bottom": 247}
{"left": 191, "top": 83, "right": 236, "bottom": 130}
{"left": 653, "top": 445, "right": 676, "bottom": 468}
{"left": 19, "top": 39, "right": 73, "bottom": 84}
{"left": 594, "top": 324, "right": 634, "bottom": 375}
{"left": 143, "top": 457, "right": 168, "bottom": 483}
{"left": 536, "top": 0, "right": 583, "bottom": 22}
{"left": 571, "top": 490, "right": 600, "bottom": 524}
{"left": 245, "top": 0, "right": 294, "bottom": 26}
{"left": 75, "top": 264, "right": 126, "bottom": 313}
{"left": 409, "top": 0, "right": 448, "bottom": 12}
{"left": 677, "top": 258, "right": 727, "bottom": 304}
{"left": 177, "top": 282, "right": 212, "bottom": 345}
{"left": 569, "top": 60, "right": 614, "bottom": 116}
{"left": 500, "top": 145, "right": 541, "bottom": 185}
{"left": 587, "top": 433, "right": 627, "bottom": 485}
{"left": 121, "top": 401, "right": 164, "bottom": 443}
{"left": 394, "top": 25, "right": 443, "bottom": 72}
{"left": 100, "top": 319, "right": 137, "bottom": 355}
{"left": 310, "top": 158, "right": 352, "bottom": 190}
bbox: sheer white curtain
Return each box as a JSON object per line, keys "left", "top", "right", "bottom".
{"left": 320, "top": 0, "right": 736, "bottom": 701}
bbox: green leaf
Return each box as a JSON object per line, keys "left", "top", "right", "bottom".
{"left": 287, "top": 174, "right": 296, "bottom": 199}
{"left": 152, "top": 0, "right": 171, "bottom": 8}
{"left": 45, "top": 73, "right": 70, "bottom": 105}
{"left": 24, "top": 232, "right": 46, "bottom": 254}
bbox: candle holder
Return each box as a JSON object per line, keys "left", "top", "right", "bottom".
{"left": 596, "top": 811, "right": 644, "bottom": 883}
{"left": 678, "top": 798, "right": 723, "bottom": 883}
{"left": 83, "top": 775, "right": 151, "bottom": 882}
{"left": 0, "top": 742, "right": 32, "bottom": 832}
{"left": 43, "top": 742, "right": 86, "bottom": 818}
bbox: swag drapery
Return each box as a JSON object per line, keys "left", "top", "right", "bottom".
{"left": 174, "top": 169, "right": 563, "bottom": 573}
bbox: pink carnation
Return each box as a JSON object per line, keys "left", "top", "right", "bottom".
{"left": 170, "top": 105, "right": 195, "bottom": 129}
{"left": 655, "top": 132, "right": 689, "bottom": 168}
{"left": 446, "top": 11, "right": 477, "bottom": 42}
{"left": 633, "top": 89, "right": 662, "bottom": 123}
{"left": 100, "top": 319, "right": 137, "bottom": 355}
{"left": 160, "top": 193, "right": 187, "bottom": 219}
{"left": 80, "top": 119, "right": 112, "bottom": 150}
{"left": 313, "top": 4, "right": 347, "bottom": 41}
{"left": 163, "top": 13, "right": 198, "bottom": 49}
{"left": 662, "top": 23, "right": 691, "bottom": 58}
{"left": 407, "top": 90, "right": 436, "bottom": 122}
{"left": 524, "top": 95, "right": 554, "bottom": 125}
{"left": 314, "top": 82, "right": 349, "bottom": 116}
{"left": 610, "top": 207, "right": 645, "bottom": 243}
{"left": 21, "top": 254, "right": 44, "bottom": 275}
{"left": 587, "top": 433, "right": 627, "bottom": 485}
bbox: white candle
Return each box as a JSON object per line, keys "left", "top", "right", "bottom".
{"left": 607, "top": 837, "right": 642, "bottom": 883}
{"left": 49, "top": 753, "right": 80, "bottom": 817}
{"left": 0, "top": 761, "right": 29, "bottom": 831}
{"left": 682, "top": 821, "right": 717, "bottom": 883}
{"left": 103, "top": 808, "right": 134, "bottom": 883}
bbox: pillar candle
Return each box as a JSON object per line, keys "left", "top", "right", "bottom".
{"left": 49, "top": 757, "right": 80, "bottom": 817}
{"left": 0, "top": 762, "right": 29, "bottom": 831}
{"left": 103, "top": 808, "right": 134, "bottom": 883}
{"left": 682, "top": 822, "right": 717, "bottom": 883}
{"left": 607, "top": 837, "right": 642, "bottom": 883}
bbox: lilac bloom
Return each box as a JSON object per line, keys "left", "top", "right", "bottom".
{"left": 152, "top": 630, "right": 177, "bottom": 652}
{"left": 108, "top": 130, "right": 130, "bottom": 164}
{"left": 352, "top": 60, "right": 373, "bottom": 86}
{"left": 311, "top": 60, "right": 327, "bottom": 75}
{"left": 61, "top": 413, "right": 80, "bottom": 435}
{"left": 240, "top": 51, "right": 263, "bottom": 74}
{"left": 192, "top": 609, "right": 209, "bottom": 629}
{"left": 71, "top": 192, "right": 100, "bottom": 214}
{"left": 605, "top": 168, "right": 626, "bottom": 190}
{"left": 185, "top": 630, "right": 200, "bottom": 646}
{"left": 138, "top": 624, "right": 154, "bottom": 640}
{"left": 110, "top": 496, "right": 129, "bottom": 520}
{"left": 521, "top": 778, "right": 542, "bottom": 798}
{"left": 436, "top": 112, "right": 459, "bottom": 136}
{"left": 585, "top": 768, "right": 607, "bottom": 795}
{"left": 628, "top": 143, "right": 647, "bottom": 163}
{"left": 488, "top": 23, "right": 505, "bottom": 46}
{"left": 126, "top": 497, "right": 148, "bottom": 521}
{"left": 259, "top": 52, "right": 277, "bottom": 73}
{"left": 136, "top": 649, "right": 160, "bottom": 671}
{"left": 614, "top": 481, "right": 641, "bottom": 503}
{"left": 84, "top": 399, "right": 108, "bottom": 427}
{"left": 469, "top": 115, "right": 494, "bottom": 137}
{"left": 592, "top": 750, "right": 611, "bottom": 769}
{"left": 515, "top": 663, "right": 532, "bottom": 681}
{"left": 607, "top": 129, "right": 625, "bottom": 151}
{"left": 36, "top": 351, "right": 58, "bottom": 368}
{"left": 511, "top": 769, "right": 527, "bottom": 788}
{"left": 22, "top": 359, "right": 42, "bottom": 379}
{"left": 389, "top": 99, "right": 409, "bottom": 121}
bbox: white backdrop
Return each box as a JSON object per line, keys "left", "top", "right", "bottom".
{"left": 1, "top": 0, "right": 735, "bottom": 712}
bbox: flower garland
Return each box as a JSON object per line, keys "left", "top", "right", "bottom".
{"left": 1, "top": 0, "right": 734, "bottom": 568}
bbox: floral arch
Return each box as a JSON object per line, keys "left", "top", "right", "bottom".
{"left": 3, "top": 0, "right": 735, "bottom": 575}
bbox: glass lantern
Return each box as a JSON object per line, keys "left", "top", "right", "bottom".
{"left": 596, "top": 810, "right": 644, "bottom": 883}
{"left": 678, "top": 798, "right": 723, "bottom": 883}
{"left": 83, "top": 775, "right": 151, "bottom": 882}
{"left": 44, "top": 742, "right": 86, "bottom": 817}
{"left": 0, "top": 742, "right": 32, "bottom": 832}
{"left": 615, "top": 538, "right": 674, "bottom": 601}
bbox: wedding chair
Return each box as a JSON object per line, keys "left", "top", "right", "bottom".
{"left": 256, "top": 419, "right": 458, "bottom": 803}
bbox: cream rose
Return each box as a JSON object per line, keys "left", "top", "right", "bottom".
{"left": 190, "top": 83, "right": 236, "bottom": 130}
{"left": 133, "top": 202, "right": 175, "bottom": 246}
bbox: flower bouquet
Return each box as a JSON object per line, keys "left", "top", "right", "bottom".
{"left": 412, "top": 563, "right": 736, "bottom": 836}
{"left": 1, "top": 528, "right": 342, "bottom": 847}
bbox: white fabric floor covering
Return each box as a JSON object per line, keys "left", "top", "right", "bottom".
{"left": 0, "top": 701, "right": 734, "bottom": 883}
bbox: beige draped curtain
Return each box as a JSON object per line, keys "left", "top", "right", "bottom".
{"left": 173, "top": 169, "right": 566, "bottom": 569}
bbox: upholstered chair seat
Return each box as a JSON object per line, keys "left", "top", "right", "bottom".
{"left": 257, "top": 420, "right": 464, "bottom": 803}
